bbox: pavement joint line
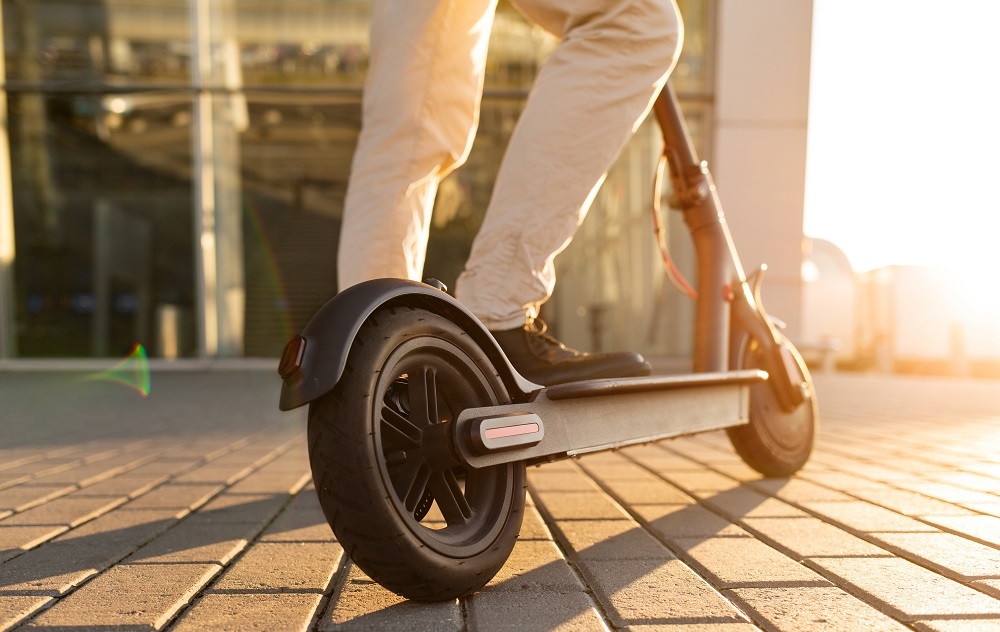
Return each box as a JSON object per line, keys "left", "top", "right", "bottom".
{"left": 2, "top": 447, "right": 176, "bottom": 494}
{"left": 653, "top": 434, "right": 1000, "bottom": 560}
{"left": 61, "top": 496, "right": 131, "bottom": 529}
{"left": 288, "top": 471, "right": 313, "bottom": 496}
{"left": 8, "top": 485, "right": 77, "bottom": 514}
{"left": 159, "top": 457, "right": 224, "bottom": 483}
{"left": 0, "top": 597, "right": 57, "bottom": 632}
{"left": 599, "top": 448, "right": 930, "bottom": 625}
{"left": 0, "top": 455, "right": 44, "bottom": 474}
{"left": 263, "top": 486, "right": 353, "bottom": 632}
{"left": 149, "top": 563, "right": 227, "bottom": 631}
{"left": 80, "top": 448, "right": 128, "bottom": 466}
{"left": 3, "top": 457, "right": 182, "bottom": 520}
{"left": 525, "top": 483, "right": 636, "bottom": 631}
{"left": 540, "top": 454, "right": 796, "bottom": 627}
{"left": 918, "top": 516, "right": 1000, "bottom": 553}
{"left": 859, "top": 535, "right": 1000, "bottom": 587}
{"left": 10, "top": 461, "right": 85, "bottom": 484}
{"left": 223, "top": 467, "right": 257, "bottom": 486}
{"left": 912, "top": 614, "right": 1000, "bottom": 622}
{"left": 121, "top": 474, "right": 175, "bottom": 500}
{"left": 14, "top": 525, "right": 70, "bottom": 553}
{"left": 0, "top": 446, "right": 267, "bottom": 567}
{"left": 309, "top": 552, "right": 360, "bottom": 631}
{"left": 71, "top": 455, "right": 162, "bottom": 490}
{"left": 798, "top": 556, "right": 1000, "bottom": 623}
{"left": 459, "top": 595, "right": 471, "bottom": 632}
{"left": 204, "top": 587, "right": 327, "bottom": 595}
{"left": 812, "top": 446, "right": 1000, "bottom": 482}
{"left": 656, "top": 445, "right": 1000, "bottom": 614}
{"left": 151, "top": 485, "right": 307, "bottom": 630}
{"left": 788, "top": 466, "right": 1000, "bottom": 551}
{"left": 201, "top": 437, "right": 256, "bottom": 462}
{"left": 0, "top": 476, "right": 32, "bottom": 493}
{"left": 15, "top": 476, "right": 270, "bottom": 629}
{"left": 4, "top": 477, "right": 179, "bottom": 558}
{"left": 171, "top": 439, "right": 292, "bottom": 487}
{"left": 5, "top": 372, "right": 1000, "bottom": 629}
{"left": 549, "top": 459, "right": 768, "bottom": 625}
{"left": 248, "top": 436, "right": 304, "bottom": 470}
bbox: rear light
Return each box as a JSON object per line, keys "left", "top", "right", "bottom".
{"left": 278, "top": 335, "right": 306, "bottom": 379}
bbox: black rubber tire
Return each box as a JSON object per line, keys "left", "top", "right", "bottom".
{"left": 726, "top": 332, "right": 817, "bottom": 477}
{"left": 307, "top": 306, "right": 526, "bottom": 601}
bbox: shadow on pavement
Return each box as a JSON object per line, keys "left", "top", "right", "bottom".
{"left": 0, "top": 495, "right": 300, "bottom": 594}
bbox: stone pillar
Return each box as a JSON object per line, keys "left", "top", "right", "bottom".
{"left": 712, "top": 0, "right": 814, "bottom": 339}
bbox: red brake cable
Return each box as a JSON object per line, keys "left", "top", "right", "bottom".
{"left": 651, "top": 149, "right": 698, "bottom": 300}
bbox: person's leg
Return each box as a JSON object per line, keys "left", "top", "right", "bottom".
{"left": 337, "top": 0, "right": 498, "bottom": 290}
{"left": 455, "top": 0, "right": 683, "bottom": 329}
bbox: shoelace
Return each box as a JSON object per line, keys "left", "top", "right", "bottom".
{"left": 524, "top": 318, "right": 548, "bottom": 336}
{"left": 524, "top": 318, "right": 571, "bottom": 352}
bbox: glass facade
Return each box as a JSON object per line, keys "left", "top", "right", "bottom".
{"left": 2, "top": 0, "right": 195, "bottom": 358}
{"left": 0, "top": 0, "right": 715, "bottom": 360}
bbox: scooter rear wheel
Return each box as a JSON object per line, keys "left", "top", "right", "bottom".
{"left": 307, "top": 306, "right": 525, "bottom": 601}
{"left": 727, "top": 332, "right": 817, "bottom": 477}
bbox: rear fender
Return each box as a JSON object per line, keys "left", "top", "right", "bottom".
{"left": 278, "top": 278, "right": 538, "bottom": 411}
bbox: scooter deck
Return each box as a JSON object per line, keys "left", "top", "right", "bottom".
{"left": 454, "top": 369, "right": 766, "bottom": 468}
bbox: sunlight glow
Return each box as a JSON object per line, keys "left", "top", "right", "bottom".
{"left": 804, "top": 0, "right": 1000, "bottom": 300}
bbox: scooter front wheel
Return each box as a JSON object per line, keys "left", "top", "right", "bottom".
{"left": 307, "top": 306, "right": 525, "bottom": 601}
{"left": 727, "top": 332, "right": 817, "bottom": 477}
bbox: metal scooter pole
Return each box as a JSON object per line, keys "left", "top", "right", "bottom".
{"left": 653, "top": 82, "right": 806, "bottom": 409}
{"left": 653, "top": 82, "right": 744, "bottom": 373}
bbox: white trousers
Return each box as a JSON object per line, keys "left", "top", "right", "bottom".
{"left": 337, "top": 0, "right": 683, "bottom": 330}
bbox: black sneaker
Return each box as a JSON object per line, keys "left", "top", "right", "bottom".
{"left": 490, "top": 319, "right": 652, "bottom": 386}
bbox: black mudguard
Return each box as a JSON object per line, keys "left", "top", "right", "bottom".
{"left": 278, "top": 278, "right": 539, "bottom": 411}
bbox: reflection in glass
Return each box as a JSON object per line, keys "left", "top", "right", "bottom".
{"left": 1, "top": 0, "right": 715, "bottom": 359}
{"left": 238, "top": 93, "right": 357, "bottom": 356}
{"left": 8, "top": 90, "right": 195, "bottom": 357}
{"left": 2, "top": 0, "right": 192, "bottom": 85}
{"left": 227, "top": 1, "right": 371, "bottom": 89}
{"left": 235, "top": 92, "right": 526, "bottom": 357}
{"left": 3, "top": 0, "right": 196, "bottom": 358}
{"left": 674, "top": 0, "right": 713, "bottom": 95}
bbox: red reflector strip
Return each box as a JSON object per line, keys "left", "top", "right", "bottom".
{"left": 278, "top": 335, "right": 306, "bottom": 379}
{"left": 484, "top": 423, "right": 540, "bottom": 440}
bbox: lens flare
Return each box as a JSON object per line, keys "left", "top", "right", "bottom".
{"left": 85, "top": 343, "right": 151, "bottom": 396}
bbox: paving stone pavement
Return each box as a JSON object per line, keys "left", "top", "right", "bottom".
{"left": 2, "top": 370, "right": 1000, "bottom": 631}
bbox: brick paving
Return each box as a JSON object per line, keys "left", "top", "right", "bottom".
{"left": 2, "top": 370, "right": 1000, "bottom": 631}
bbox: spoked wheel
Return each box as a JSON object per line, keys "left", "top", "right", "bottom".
{"left": 726, "top": 332, "right": 817, "bottom": 477}
{"left": 308, "top": 306, "right": 525, "bottom": 601}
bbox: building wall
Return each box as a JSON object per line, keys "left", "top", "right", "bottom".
{"left": 801, "top": 237, "right": 856, "bottom": 359}
{"left": 854, "top": 265, "right": 1000, "bottom": 377}
{"left": 0, "top": 0, "right": 816, "bottom": 363}
{"left": 712, "top": 0, "right": 813, "bottom": 339}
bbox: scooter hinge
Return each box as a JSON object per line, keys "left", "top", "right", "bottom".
{"left": 468, "top": 413, "right": 544, "bottom": 455}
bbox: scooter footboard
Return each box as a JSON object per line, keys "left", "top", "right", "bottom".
{"left": 453, "top": 370, "right": 766, "bottom": 469}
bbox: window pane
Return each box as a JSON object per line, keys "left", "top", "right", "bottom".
{"left": 239, "top": 92, "right": 355, "bottom": 356}
{"left": 485, "top": 2, "right": 557, "bottom": 90}
{"left": 2, "top": 0, "right": 192, "bottom": 85}
{"left": 225, "top": 1, "right": 371, "bottom": 89}
{"left": 674, "top": 0, "right": 712, "bottom": 94}
{"left": 236, "top": 91, "right": 525, "bottom": 356}
{"left": 8, "top": 90, "right": 195, "bottom": 357}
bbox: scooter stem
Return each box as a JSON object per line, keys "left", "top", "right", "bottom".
{"left": 653, "top": 82, "right": 745, "bottom": 372}
{"left": 653, "top": 82, "right": 806, "bottom": 410}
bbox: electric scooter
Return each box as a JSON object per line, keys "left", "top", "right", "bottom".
{"left": 276, "top": 81, "right": 818, "bottom": 602}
